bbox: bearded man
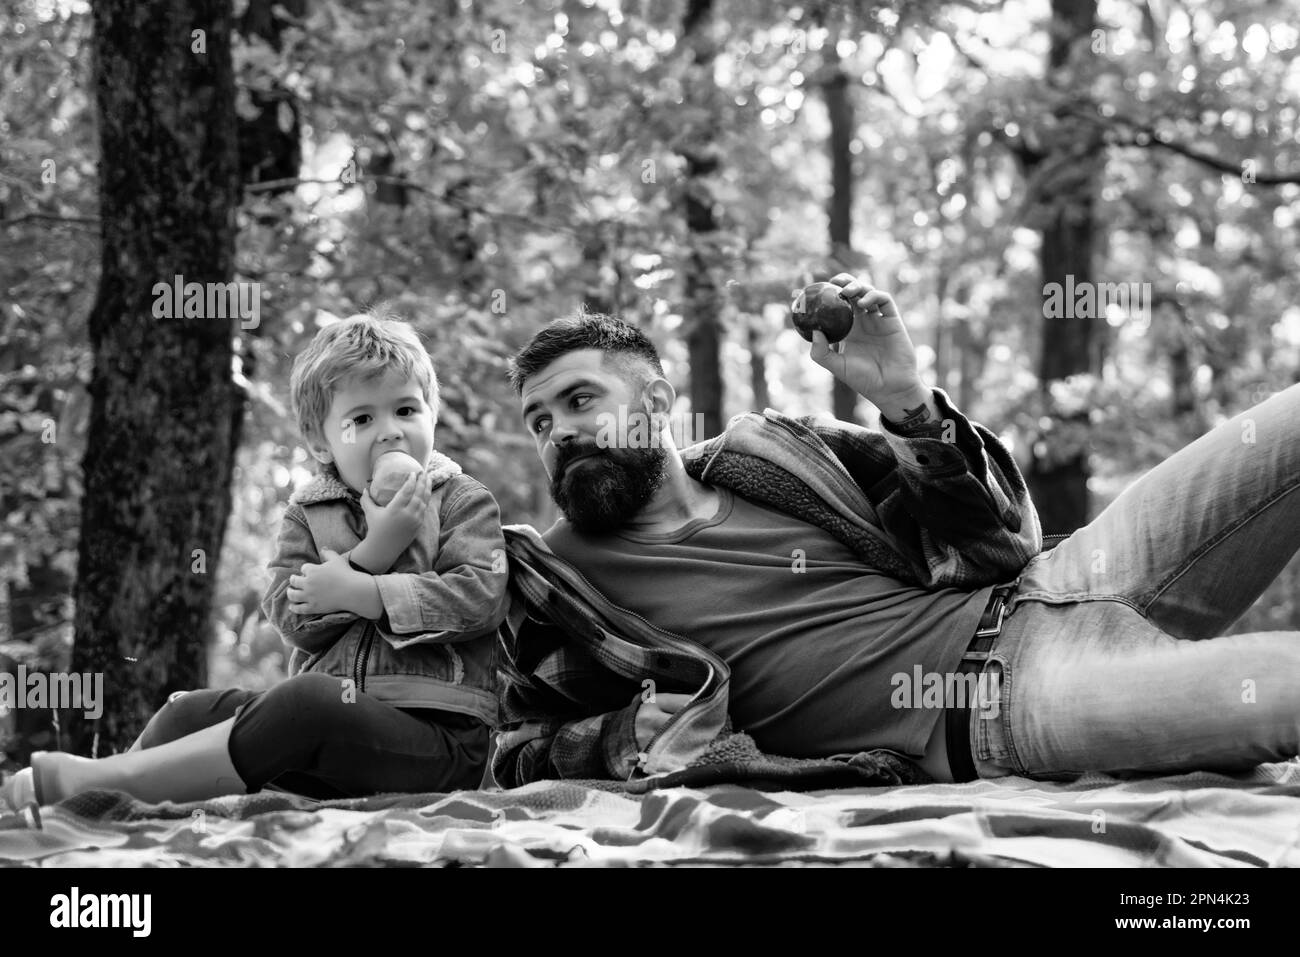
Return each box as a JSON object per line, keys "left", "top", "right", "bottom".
{"left": 491, "top": 274, "right": 1300, "bottom": 789}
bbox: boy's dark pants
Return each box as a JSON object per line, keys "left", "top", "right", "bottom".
{"left": 135, "top": 673, "right": 488, "bottom": 798}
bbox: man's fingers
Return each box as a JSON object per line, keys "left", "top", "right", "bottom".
{"left": 809, "top": 329, "right": 830, "bottom": 362}
{"left": 809, "top": 329, "right": 845, "bottom": 366}
{"left": 838, "top": 280, "right": 871, "bottom": 301}
{"left": 856, "top": 289, "right": 897, "bottom": 315}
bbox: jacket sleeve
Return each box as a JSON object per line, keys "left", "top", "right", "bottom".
{"left": 871, "top": 387, "right": 1042, "bottom": 587}
{"left": 490, "top": 612, "right": 643, "bottom": 786}
{"left": 262, "top": 509, "right": 362, "bottom": 655}
{"left": 372, "top": 479, "right": 510, "bottom": 647}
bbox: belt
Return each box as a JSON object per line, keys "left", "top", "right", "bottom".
{"left": 945, "top": 579, "right": 1018, "bottom": 783}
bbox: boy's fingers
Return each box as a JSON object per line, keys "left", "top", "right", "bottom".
{"left": 390, "top": 470, "right": 419, "bottom": 505}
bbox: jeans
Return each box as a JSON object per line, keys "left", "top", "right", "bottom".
{"left": 135, "top": 673, "right": 489, "bottom": 798}
{"left": 972, "top": 383, "right": 1300, "bottom": 779}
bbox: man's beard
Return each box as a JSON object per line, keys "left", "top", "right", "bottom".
{"left": 550, "top": 441, "right": 667, "bottom": 535}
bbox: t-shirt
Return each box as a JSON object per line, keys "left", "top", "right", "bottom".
{"left": 543, "top": 488, "right": 995, "bottom": 758}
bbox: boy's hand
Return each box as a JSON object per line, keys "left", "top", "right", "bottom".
{"left": 360, "top": 469, "right": 433, "bottom": 553}
{"left": 287, "top": 549, "right": 357, "bottom": 616}
{"left": 805, "top": 274, "right": 928, "bottom": 411}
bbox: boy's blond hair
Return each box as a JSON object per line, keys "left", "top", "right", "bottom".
{"left": 290, "top": 308, "right": 440, "bottom": 446}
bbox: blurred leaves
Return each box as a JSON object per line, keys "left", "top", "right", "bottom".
{"left": 3, "top": 0, "right": 1300, "bottom": 718}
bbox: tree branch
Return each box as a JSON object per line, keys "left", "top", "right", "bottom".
{"left": 0, "top": 212, "right": 100, "bottom": 230}
{"left": 1065, "top": 104, "right": 1300, "bottom": 185}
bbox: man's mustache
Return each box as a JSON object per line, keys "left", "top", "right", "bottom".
{"left": 554, "top": 444, "right": 607, "bottom": 479}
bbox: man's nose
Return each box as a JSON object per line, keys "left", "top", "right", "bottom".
{"left": 549, "top": 417, "right": 579, "bottom": 448}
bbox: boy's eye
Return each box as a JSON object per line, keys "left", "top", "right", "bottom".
{"left": 398, "top": 406, "right": 417, "bottom": 416}
{"left": 351, "top": 414, "right": 371, "bottom": 426}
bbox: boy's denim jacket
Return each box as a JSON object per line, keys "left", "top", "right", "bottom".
{"left": 262, "top": 451, "right": 509, "bottom": 725}
{"left": 492, "top": 388, "right": 1043, "bottom": 787}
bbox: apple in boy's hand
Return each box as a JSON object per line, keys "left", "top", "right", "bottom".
{"left": 792, "top": 282, "right": 855, "bottom": 344}
{"left": 369, "top": 451, "right": 424, "bottom": 507}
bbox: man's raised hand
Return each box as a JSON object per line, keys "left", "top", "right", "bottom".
{"left": 804, "top": 274, "right": 926, "bottom": 407}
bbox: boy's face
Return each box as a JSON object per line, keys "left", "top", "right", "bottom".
{"left": 310, "top": 370, "right": 436, "bottom": 495}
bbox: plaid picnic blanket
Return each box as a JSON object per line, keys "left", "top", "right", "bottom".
{"left": 2, "top": 759, "right": 1297, "bottom": 867}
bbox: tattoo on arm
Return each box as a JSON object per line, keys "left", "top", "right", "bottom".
{"left": 891, "top": 403, "right": 937, "bottom": 430}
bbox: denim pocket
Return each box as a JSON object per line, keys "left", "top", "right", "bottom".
{"left": 973, "top": 658, "right": 1018, "bottom": 771}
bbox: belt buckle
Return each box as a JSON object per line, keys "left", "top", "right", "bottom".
{"left": 973, "top": 594, "right": 1007, "bottom": 640}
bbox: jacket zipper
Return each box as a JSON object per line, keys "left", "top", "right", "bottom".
{"left": 352, "top": 628, "right": 375, "bottom": 694}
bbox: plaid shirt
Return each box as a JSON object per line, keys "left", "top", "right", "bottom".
{"left": 491, "top": 388, "right": 1042, "bottom": 787}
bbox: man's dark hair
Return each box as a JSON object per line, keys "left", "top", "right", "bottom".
{"left": 508, "top": 308, "right": 666, "bottom": 395}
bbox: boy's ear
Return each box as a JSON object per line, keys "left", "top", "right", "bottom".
{"left": 306, "top": 436, "right": 334, "bottom": 465}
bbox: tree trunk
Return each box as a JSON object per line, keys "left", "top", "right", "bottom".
{"left": 71, "top": 0, "right": 243, "bottom": 753}
{"left": 1024, "top": 0, "right": 1103, "bottom": 534}
{"left": 822, "top": 37, "right": 860, "bottom": 423}
{"left": 236, "top": 0, "right": 305, "bottom": 194}
{"left": 679, "top": 0, "right": 724, "bottom": 440}
{"left": 580, "top": 225, "right": 615, "bottom": 315}
{"left": 748, "top": 319, "right": 770, "bottom": 411}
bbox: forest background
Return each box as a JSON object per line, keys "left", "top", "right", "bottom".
{"left": 3, "top": 0, "right": 1299, "bottom": 759}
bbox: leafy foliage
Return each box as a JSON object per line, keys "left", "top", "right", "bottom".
{"left": 2, "top": 0, "right": 1299, "bottom": 754}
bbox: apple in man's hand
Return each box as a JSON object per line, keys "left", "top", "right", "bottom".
{"left": 792, "top": 282, "right": 855, "bottom": 344}
{"left": 368, "top": 451, "right": 424, "bottom": 507}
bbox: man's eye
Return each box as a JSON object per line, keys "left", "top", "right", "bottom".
{"left": 532, "top": 417, "right": 550, "bottom": 435}
{"left": 573, "top": 395, "right": 592, "bottom": 409}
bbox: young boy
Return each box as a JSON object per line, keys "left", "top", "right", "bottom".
{"left": 2, "top": 311, "right": 508, "bottom": 808}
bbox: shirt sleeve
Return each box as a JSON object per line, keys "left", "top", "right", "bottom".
{"left": 872, "top": 387, "right": 1042, "bottom": 586}
{"left": 261, "top": 509, "right": 362, "bottom": 655}
{"left": 372, "top": 479, "right": 510, "bottom": 647}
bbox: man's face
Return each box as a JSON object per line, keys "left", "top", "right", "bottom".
{"left": 313, "top": 370, "right": 436, "bottom": 494}
{"left": 519, "top": 349, "right": 667, "bottom": 533}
